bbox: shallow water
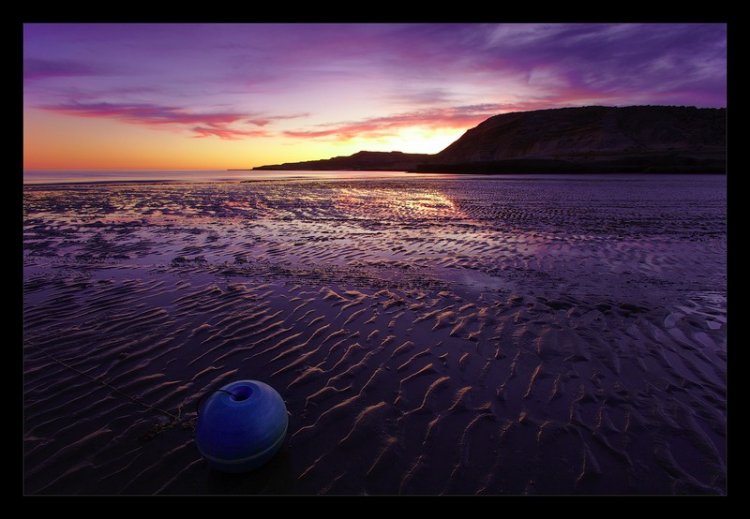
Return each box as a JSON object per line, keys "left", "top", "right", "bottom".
{"left": 23, "top": 174, "right": 726, "bottom": 494}
{"left": 23, "top": 169, "right": 450, "bottom": 184}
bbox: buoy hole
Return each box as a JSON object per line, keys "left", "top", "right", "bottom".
{"left": 231, "top": 386, "right": 253, "bottom": 401}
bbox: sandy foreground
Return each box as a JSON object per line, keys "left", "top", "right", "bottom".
{"left": 23, "top": 174, "right": 726, "bottom": 494}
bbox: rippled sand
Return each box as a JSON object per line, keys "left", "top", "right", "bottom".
{"left": 23, "top": 174, "right": 726, "bottom": 494}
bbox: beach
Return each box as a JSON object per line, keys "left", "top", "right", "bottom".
{"left": 23, "top": 173, "right": 727, "bottom": 494}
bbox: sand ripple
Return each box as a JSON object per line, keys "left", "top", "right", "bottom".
{"left": 24, "top": 175, "right": 726, "bottom": 494}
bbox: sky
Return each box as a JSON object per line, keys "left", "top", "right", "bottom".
{"left": 23, "top": 23, "right": 727, "bottom": 171}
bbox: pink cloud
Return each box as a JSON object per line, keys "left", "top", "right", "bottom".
{"left": 282, "top": 90, "right": 628, "bottom": 141}
{"left": 247, "top": 112, "right": 310, "bottom": 127}
{"left": 283, "top": 104, "right": 509, "bottom": 140}
{"left": 192, "top": 126, "right": 269, "bottom": 140}
{"left": 41, "top": 101, "right": 244, "bottom": 125}
{"left": 39, "top": 101, "right": 269, "bottom": 140}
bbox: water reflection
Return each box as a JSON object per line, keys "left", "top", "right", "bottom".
{"left": 334, "top": 186, "right": 463, "bottom": 221}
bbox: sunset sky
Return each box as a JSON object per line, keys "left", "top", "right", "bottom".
{"left": 23, "top": 23, "right": 727, "bottom": 171}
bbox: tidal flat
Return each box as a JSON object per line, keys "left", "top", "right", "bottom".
{"left": 23, "top": 173, "right": 726, "bottom": 494}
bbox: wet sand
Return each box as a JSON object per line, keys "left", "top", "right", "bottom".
{"left": 23, "top": 174, "right": 726, "bottom": 494}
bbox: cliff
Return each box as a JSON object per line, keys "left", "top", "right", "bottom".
{"left": 253, "top": 106, "right": 726, "bottom": 174}
{"left": 421, "top": 105, "right": 725, "bottom": 173}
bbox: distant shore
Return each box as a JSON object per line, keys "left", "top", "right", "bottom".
{"left": 253, "top": 152, "right": 725, "bottom": 175}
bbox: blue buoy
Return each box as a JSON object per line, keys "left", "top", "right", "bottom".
{"left": 196, "top": 380, "right": 288, "bottom": 473}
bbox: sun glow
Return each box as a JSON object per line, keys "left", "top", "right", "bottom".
{"left": 346, "top": 127, "right": 466, "bottom": 155}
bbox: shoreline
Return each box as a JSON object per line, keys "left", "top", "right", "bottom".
{"left": 24, "top": 170, "right": 727, "bottom": 188}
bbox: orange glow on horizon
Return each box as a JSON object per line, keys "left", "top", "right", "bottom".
{"left": 24, "top": 108, "right": 463, "bottom": 171}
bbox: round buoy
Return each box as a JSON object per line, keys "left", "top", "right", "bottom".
{"left": 196, "top": 380, "right": 288, "bottom": 473}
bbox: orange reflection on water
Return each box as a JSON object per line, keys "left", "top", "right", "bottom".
{"left": 334, "top": 186, "right": 462, "bottom": 221}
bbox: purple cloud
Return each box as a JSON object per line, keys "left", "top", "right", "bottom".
{"left": 383, "top": 24, "right": 722, "bottom": 108}
{"left": 24, "top": 58, "right": 103, "bottom": 81}
{"left": 382, "top": 24, "right": 726, "bottom": 106}
{"left": 386, "top": 89, "right": 457, "bottom": 106}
